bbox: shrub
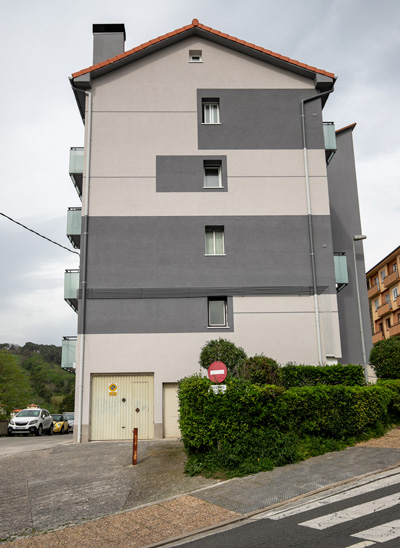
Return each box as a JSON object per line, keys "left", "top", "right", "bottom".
{"left": 280, "top": 363, "right": 364, "bottom": 388}
{"left": 370, "top": 336, "right": 400, "bottom": 379}
{"left": 178, "top": 374, "right": 392, "bottom": 477}
{"left": 199, "top": 338, "right": 247, "bottom": 374}
{"left": 240, "top": 354, "right": 281, "bottom": 385}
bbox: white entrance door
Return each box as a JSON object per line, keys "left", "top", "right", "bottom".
{"left": 90, "top": 374, "right": 154, "bottom": 440}
{"left": 163, "top": 383, "right": 180, "bottom": 438}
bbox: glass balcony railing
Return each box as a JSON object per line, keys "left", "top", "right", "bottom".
{"left": 323, "top": 122, "right": 337, "bottom": 165}
{"left": 66, "top": 207, "right": 82, "bottom": 249}
{"left": 334, "top": 254, "right": 348, "bottom": 292}
{"left": 61, "top": 336, "right": 77, "bottom": 372}
{"left": 69, "top": 147, "right": 84, "bottom": 198}
{"left": 64, "top": 269, "right": 80, "bottom": 312}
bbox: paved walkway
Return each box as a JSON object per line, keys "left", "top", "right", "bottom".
{"left": 2, "top": 435, "right": 400, "bottom": 547}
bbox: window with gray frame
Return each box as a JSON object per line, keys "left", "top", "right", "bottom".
{"left": 203, "top": 160, "right": 222, "bottom": 188}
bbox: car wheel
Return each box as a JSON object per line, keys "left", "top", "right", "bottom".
{"left": 7, "top": 431, "right": 13, "bottom": 437}
{"left": 36, "top": 425, "right": 43, "bottom": 437}
{"left": 60, "top": 426, "right": 64, "bottom": 435}
{"left": 47, "top": 425, "right": 53, "bottom": 436}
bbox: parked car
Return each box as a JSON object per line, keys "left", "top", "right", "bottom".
{"left": 8, "top": 408, "right": 53, "bottom": 436}
{"left": 64, "top": 412, "right": 74, "bottom": 433}
{"left": 51, "top": 414, "right": 69, "bottom": 434}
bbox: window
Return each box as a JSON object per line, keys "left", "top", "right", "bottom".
{"left": 203, "top": 161, "right": 222, "bottom": 188}
{"left": 374, "top": 299, "right": 379, "bottom": 312}
{"left": 202, "top": 98, "right": 220, "bottom": 124}
{"left": 393, "top": 287, "right": 399, "bottom": 300}
{"left": 205, "top": 227, "right": 225, "bottom": 255}
{"left": 189, "top": 50, "right": 202, "bottom": 62}
{"left": 386, "top": 318, "right": 391, "bottom": 329}
{"left": 393, "top": 264, "right": 398, "bottom": 272}
{"left": 381, "top": 271, "right": 386, "bottom": 281}
{"left": 208, "top": 298, "right": 227, "bottom": 327}
{"left": 385, "top": 294, "right": 391, "bottom": 304}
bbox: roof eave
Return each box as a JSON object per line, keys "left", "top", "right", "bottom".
{"left": 71, "top": 25, "right": 335, "bottom": 87}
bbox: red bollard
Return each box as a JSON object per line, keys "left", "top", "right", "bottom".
{"left": 132, "top": 427, "right": 138, "bottom": 465}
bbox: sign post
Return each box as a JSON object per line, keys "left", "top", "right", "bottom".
{"left": 208, "top": 362, "right": 227, "bottom": 393}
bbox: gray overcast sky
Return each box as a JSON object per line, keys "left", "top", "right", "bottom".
{"left": 1, "top": 0, "right": 399, "bottom": 345}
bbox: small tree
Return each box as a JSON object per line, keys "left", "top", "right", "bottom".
{"left": 370, "top": 336, "right": 400, "bottom": 379}
{"left": 199, "top": 338, "right": 247, "bottom": 375}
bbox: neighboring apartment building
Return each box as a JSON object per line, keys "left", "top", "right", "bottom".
{"left": 62, "top": 20, "right": 372, "bottom": 442}
{"left": 367, "top": 246, "right": 400, "bottom": 344}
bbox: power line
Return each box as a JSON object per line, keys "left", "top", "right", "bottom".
{"left": 0, "top": 212, "right": 80, "bottom": 256}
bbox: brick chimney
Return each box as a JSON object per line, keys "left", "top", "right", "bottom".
{"left": 92, "top": 24, "right": 126, "bottom": 65}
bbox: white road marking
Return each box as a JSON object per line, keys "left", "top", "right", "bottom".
{"left": 259, "top": 471, "right": 400, "bottom": 521}
{"left": 346, "top": 542, "right": 375, "bottom": 547}
{"left": 210, "top": 370, "right": 224, "bottom": 375}
{"left": 352, "top": 519, "right": 400, "bottom": 542}
{"left": 299, "top": 492, "right": 400, "bottom": 530}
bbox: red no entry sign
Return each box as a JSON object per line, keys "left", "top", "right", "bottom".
{"left": 208, "top": 361, "right": 227, "bottom": 383}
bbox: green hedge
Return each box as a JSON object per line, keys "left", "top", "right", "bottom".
{"left": 178, "top": 375, "right": 391, "bottom": 477}
{"left": 280, "top": 364, "right": 365, "bottom": 388}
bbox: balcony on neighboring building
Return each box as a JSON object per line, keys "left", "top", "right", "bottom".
{"left": 66, "top": 207, "right": 82, "bottom": 249}
{"left": 69, "top": 147, "right": 84, "bottom": 198}
{"left": 61, "top": 336, "right": 77, "bottom": 372}
{"left": 64, "top": 269, "right": 79, "bottom": 312}
{"left": 368, "top": 282, "right": 380, "bottom": 299}
{"left": 383, "top": 270, "right": 399, "bottom": 289}
{"left": 377, "top": 301, "right": 392, "bottom": 318}
{"left": 323, "top": 122, "right": 337, "bottom": 165}
{"left": 389, "top": 322, "right": 400, "bottom": 337}
{"left": 372, "top": 330, "right": 385, "bottom": 344}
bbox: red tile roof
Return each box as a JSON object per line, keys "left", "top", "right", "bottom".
{"left": 72, "top": 19, "right": 335, "bottom": 79}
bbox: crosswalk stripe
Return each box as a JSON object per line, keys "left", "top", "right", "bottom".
{"left": 299, "top": 493, "right": 400, "bottom": 530}
{"left": 346, "top": 542, "right": 375, "bottom": 547}
{"left": 261, "top": 471, "right": 400, "bottom": 521}
{"left": 351, "top": 519, "right": 400, "bottom": 543}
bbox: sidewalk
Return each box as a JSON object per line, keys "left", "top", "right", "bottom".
{"left": 2, "top": 430, "right": 400, "bottom": 548}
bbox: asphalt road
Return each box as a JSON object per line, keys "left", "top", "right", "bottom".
{"left": 0, "top": 431, "right": 73, "bottom": 458}
{"left": 170, "top": 468, "right": 400, "bottom": 547}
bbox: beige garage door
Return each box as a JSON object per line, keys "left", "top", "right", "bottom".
{"left": 90, "top": 374, "right": 154, "bottom": 440}
{"left": 163, "top": 383, "right": 180, "bottom": 438}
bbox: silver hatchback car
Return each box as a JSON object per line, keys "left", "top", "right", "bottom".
{"left": 8, "top": 408, "right": 53, "bottom": 436}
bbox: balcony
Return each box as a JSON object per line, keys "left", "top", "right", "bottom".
{"left": 323, "top": 122, "right": 337, "bottom": 165}
{"left": 64, "top": 269, "right": 79, "bottom": 312}
{"left": 368, "top": 283, "right": 380, "bottom": 299}
{"left": 383, "top": 270, "right": 399, "bottom": 289}
{"left": 66, "top": 207, "right": 82, "bottom": 249}
{"left": 334, "top": 254, "right": 348, "bottom": 292}
{"left": 376, "top": 301, "right": 392, "bottom": 318}
{"left": 69, "top": 147, "right": 84, "bottom": 198}
{"left": 372, "top": 331, "right": 385, "bottom": 344}
{"left": 61, "top": 336, "right": 77, "bottom": 372}
{"left": 389, "top": 322, "right": 400, "bottom": 337}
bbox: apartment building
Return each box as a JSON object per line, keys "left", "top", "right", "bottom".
{"left": 62, "top": 20, "right": 372, "bottom": 442}
{"left": 367, "top": 246, "right": 400, "bottom": 344}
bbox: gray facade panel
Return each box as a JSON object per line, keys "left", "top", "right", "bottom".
{"left": 80, "top": 297, "right": 234, "bottom": 334}
{"left": 85, "top": 215, "right": 336, "bottom": 293}
{"left": 327, "top": 129, "right": 372, "bottom": 364}
{"left": 156, "top": 156, "right": 228, "bottom": 192}
{"left": 197, "top": 89, "right": 325, "bottom": 150}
